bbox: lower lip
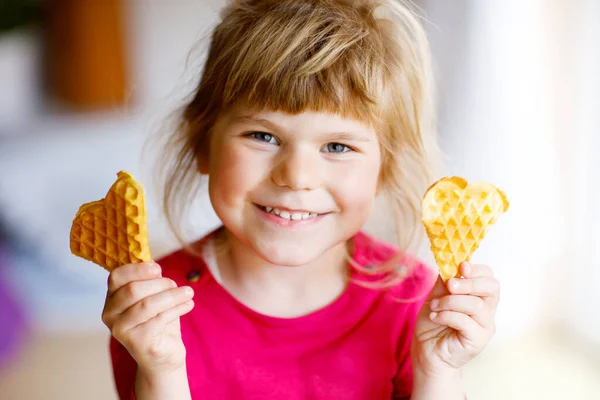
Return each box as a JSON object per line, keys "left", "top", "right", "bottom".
{"left": 254, "top": 205, "right": 326, "bottom": 227}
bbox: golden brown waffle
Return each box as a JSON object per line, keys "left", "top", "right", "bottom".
{"left": 70, "top": 171, "right": 151, "bottom": 271}
{"left": 421, "top": 177, "right": 509, "bottom": 281}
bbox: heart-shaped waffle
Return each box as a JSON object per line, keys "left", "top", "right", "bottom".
{"left": 70, "top": 171, "right": 151, "bottom": 271}
{"left": 421, "top": 177, "right": 509, "bottom": 281}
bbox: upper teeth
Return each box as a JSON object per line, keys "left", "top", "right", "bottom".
{"left": 265, "top": 207, "right": 318, "bottom": 220}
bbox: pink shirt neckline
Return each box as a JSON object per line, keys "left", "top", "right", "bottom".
{"left": 195, "top": 230, "right": 374, "bottom": 328}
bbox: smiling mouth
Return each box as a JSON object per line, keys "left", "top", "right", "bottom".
{"left": 256, "top": 205, "right": 321, "bottom": 221}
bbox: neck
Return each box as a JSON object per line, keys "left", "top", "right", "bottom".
{"left": 214, "top": 228, "right": 350, "bottom": 318}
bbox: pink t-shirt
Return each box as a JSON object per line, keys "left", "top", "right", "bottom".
{"left": 110, "top": 230, "right": 436, "bottom": 399}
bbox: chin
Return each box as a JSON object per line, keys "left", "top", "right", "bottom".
{"left": 252, "top": 237, "right": 333, "bottom": 267}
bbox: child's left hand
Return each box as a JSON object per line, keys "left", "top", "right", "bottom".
{"left": 411, "top": 262, "right": 500, "bottom": 377}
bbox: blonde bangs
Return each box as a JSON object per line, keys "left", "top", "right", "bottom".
{"left": 202, "top": 0, "right": 392, "bottom": 124}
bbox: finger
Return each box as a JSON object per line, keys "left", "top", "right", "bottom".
{"left": 460, "top": 262, "right": 493, "bottom": 278}
{"left": 447, "top": 276, "right": 500, "bottom": 297}
{"left": 104, "top": 278, "right": 178, "bottom": 322}
{"left": 133, "top": 300, "right": 195, "bottom": 335}
{"left": 427, "top": 275, "right": 452, "bottom": 301}
{"left": 107, "top": 262, "right": 162, "bottom": 296}
{"left": 429, "top": 310, "right": 482, "bottom": 341}
{"left": 430, "top": 295, "right": 491, "bottom": 327}
{"left": 111, "top": 286, "right": 194, "bottom": 337}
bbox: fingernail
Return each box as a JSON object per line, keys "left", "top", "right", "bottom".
{"left": 184, "top": 286, "right": 194, "bottom": 296}
{"left": 150, "top": 263, "right": 161, "bottom": 275}
{"left": 430, "top": 312, "right": 438, "bottom": 320}
{"left": 462, "top": 262, "right": 471, "bottom": 275}
{"left": 450, "top": 279, "right": 460, "bottom": 291}
{"left": 430, "top": 299, "right": 439, "bottom": 310}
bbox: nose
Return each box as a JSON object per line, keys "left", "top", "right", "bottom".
{"left": 271, "top": 148, "right": 321, "bottom": 191}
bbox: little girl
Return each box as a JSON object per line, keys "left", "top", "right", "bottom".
{"left": 103, "top": 1, "right": 500, "bottom": 399}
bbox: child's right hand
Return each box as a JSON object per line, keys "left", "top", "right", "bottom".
{"left": 102, "top": 262, "right": 195, "bottom": 374}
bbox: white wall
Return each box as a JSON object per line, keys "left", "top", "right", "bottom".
{"left": 433, "top": 0, "right": 565, "bottom": 342}
{"left": 563, "top": 0, "right": 600, "bottom": 352}
{"left": 125, "top": 0, "right": 221, "bottom": 111}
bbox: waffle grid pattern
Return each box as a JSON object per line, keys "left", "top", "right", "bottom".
{"left": 422, "top": 177, "right": 508, "bottom": 281}
{"left": 70, "top": 172, "right": 151, "bottom": 271}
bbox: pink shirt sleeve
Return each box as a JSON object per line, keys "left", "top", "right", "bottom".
{"left": 109, "top": 336, "right": 137, "bottom": 400}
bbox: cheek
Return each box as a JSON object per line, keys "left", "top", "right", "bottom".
{"left": 331, "top": 158, "right": 380, "bottom": 212}
{"left": 209, "top": 141, "right": 266, "bottom": 203}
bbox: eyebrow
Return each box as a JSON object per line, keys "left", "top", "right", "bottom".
{"left": 231, "top": 115, "right": 280, "bottom": 132}
{"left": 230, "top": 115, "right": 372, "bottom": 143}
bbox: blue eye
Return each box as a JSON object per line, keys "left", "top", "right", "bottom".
{"left": 323, "top": 143, "right": 351, "bottom": 153}
{"left": 250, "top": 132, "right": 278, "bottom": 144}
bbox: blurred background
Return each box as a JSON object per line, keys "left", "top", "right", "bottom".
{"left": 0, "top": 0, "right": 598, "bottom": 399}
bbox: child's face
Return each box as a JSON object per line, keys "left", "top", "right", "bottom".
{"left": 205, "top": 107, "right": 381, "bottom": 266}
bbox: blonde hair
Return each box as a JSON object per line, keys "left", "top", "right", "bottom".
{"left": 158, "top": 0, "right": 441, "bottom": 285}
